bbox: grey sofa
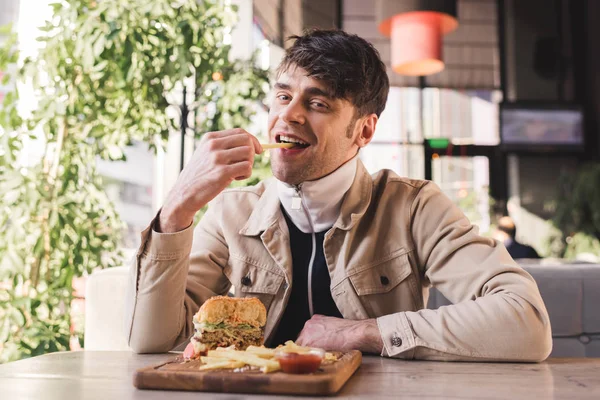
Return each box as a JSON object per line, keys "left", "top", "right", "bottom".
{"left": 427, "top": 261, "right": 600, "bottom": 357}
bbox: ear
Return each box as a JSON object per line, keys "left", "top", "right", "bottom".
{"left": 354, "top": 114, "right": 378, "bottom": 148}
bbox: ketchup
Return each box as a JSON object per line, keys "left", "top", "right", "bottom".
{"left": 276, "top": 351, "right": 323, "bottom": 374}
{"left": 183, "top": 342, "right": 195, "bottom": 360}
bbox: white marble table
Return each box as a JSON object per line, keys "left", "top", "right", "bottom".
{"left": 0, "top": 351, "right": 599, "bottom": 399}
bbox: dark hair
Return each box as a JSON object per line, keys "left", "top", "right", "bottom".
{"left": 277, "top": 29, "right": 390, "bottom": 118}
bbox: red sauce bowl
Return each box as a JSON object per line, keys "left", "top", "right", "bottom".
{"left": 275, "top": 349, "right": 325, "bottom": 374}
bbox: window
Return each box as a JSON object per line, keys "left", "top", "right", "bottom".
{"left": 361, "top": 87, "right": 501, "bottom": 233}
{"left": 424, "top": 88, "right": 502, "bottom": 145}
{"left": 360, "top": 87, "right": 425, "bottom": 179}
{"left": 432, "top": 155, "right": 492, "bottom": 233}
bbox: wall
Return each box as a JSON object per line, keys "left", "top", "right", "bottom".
{"left": 503, "top": 0, "right": 563, "bottom": 101}
{"left": 253, "top": 0, "right": 334, "bottom": 47}
{"left": 584, "top": 0, "right": 600, "bottom": 159}
{"left": 342, "top": 0, "right": 500, "bottom": 89}
{"left": 303, "top": 0, "right": 339, "bottom": 30}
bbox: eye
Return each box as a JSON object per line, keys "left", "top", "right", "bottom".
{"left": 311, "top": 101, "right": 328, "bottom": 110}
{"left": 277, "top": 94, "right": 291, "bottom": 102}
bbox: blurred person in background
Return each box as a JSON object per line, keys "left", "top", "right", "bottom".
{"left": 494, "top": 216, "right": 541, "bottom": 259}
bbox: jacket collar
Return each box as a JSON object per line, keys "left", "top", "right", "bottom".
{"left": 276, "top": 156, "right": 358, "bottom": 233}
{"left": 239, "top": 159, "right": 373, "bottom": 236}
{"left": 333, "top": 159, "right": 373, "bottom": 230}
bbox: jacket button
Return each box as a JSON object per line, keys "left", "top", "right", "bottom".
{"left": 241, "top": 276, "right": 252, "bottom": 286}
{"left": 392, "top": 336, "right": 403, "bottom": 347}
{"left": 283, "top": 282, "right": 289, "bottom": 290}
{"left": 380, "top": 276, "right": 390, "bottom": 285}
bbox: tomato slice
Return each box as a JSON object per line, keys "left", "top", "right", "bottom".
{"left": 183, "top": 342, "right": 195, "bottom": 360}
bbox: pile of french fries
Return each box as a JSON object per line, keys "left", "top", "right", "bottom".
{"left": 196, "top": 340, "right": 337, "bottom": 373}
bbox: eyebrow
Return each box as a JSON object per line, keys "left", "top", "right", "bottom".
{"left": 274, "top": 82, "right": 334, "bottom": 99}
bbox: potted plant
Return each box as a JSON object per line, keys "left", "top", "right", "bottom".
{"left": 0, "top": 0, "right": 268, "bottom": 363}
{"left": 547, "top": 162, "right": 600, "bottom": 261}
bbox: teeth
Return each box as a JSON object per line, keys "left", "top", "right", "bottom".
{"left": 279, "top": 135, "right": 308, "bottom": 145}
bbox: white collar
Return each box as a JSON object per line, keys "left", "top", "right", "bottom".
{"left": 277, "top": 156, "right": 358, "bottom": 233}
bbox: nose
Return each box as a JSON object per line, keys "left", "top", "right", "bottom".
{"left": 280, "top": 98, "right": 306, "bottom": 126}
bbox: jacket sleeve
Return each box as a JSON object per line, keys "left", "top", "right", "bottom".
{"left": 376, "top": 182, "right": 553, "bottom": 362}
{"left": 124, "top": 195, "right": 231, "bottom": 353}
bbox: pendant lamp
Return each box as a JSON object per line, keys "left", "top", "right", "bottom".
{"left": 376, "top": 0, "right": 459, "bottom": 76}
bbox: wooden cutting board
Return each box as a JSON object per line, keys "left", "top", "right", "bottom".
{"left": 134, "top": 350, "right": 362, "bottom": 396}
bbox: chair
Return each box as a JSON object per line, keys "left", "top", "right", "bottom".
{"left": 427, "top": 262, "right": 600, "bottom": 357}
{"left": 84, "top": 266, "right": 131, "bottom": 351}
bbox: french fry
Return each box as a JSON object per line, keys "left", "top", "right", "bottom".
{"left": 259, "top": 364, "right": 281, "bottom": 373}
{"left": 245, "top": 346, "right": 276, "bottom": 359}
{"left": 207, "top": 350, "right": 281, "bottom": 373}
{"left": 201, "top": 356, "right": 235, "bottom": 364}
{"left": 199, "top": 360, "right": 246, "bottom": 371}
{"left": 279, "top": 341, "right": 313, "bottom": 353}
{"left": 261, "top": 143, "right": 295, "bottom": 149}
{"left": 195, "top": 341, "right": 337, "bottom": 374}
{"left": 280, "top": 340, "right": 337, "bottom": 360}
{"left": 214, "top": 345, "right": 236, "bottom": 351}
{"left": 207, "top": 350, "right": 278, "bottom": 366}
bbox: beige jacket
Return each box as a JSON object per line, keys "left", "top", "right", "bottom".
{"left": 125, "top": 160, "right": 552, "bottom": 361}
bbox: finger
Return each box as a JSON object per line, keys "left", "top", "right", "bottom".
{"left": 296, "top": 334, "right": 313, "bottom": 347}
{"left": 225, "top": 160, "right": 253, "bottom": 181}
{"left": 215, "top": 146, "right": 254, "bottom": 165}
{"left": 203, "top": 128, "right": 248, "bottom": 141}
{"left": 222, "top": 130, "right": 262, "bottom": 154}
{"left": 212, "top": 133, "right": 256, "bottom": 151}
{"left": 295, "top": 333, "right": 306, "bottom": 346}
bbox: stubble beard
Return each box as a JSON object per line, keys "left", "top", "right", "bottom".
{"left": 271, "top": 118, "right": 358, "bottom": 185}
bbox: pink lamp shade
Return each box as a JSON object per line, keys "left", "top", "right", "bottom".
{"left": 376, "top": 0, "right": 458, "bottom": 76}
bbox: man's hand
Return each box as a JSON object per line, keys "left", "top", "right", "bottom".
{"left": 296, "top": 314, "right": 383, "bottom": 354}
{"left": 158, "top": 128, "right": 263, "bottom": 233}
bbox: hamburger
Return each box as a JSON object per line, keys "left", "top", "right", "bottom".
{"left": 189, "top": 296, "right": 267, "bottom": 357}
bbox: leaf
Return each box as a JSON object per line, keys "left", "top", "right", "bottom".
{"left": 49, "top": 2, "right": 62, "bottom": 13}
{"left": 0, "top": 23, "right": 13, "bottom": 35}
{"left": 83, "top": 46, "right": 94, "bottom": 70}
{"left": 93, "top": 35, "right": 106, "bottom": 58}
{"left": 93, "top": 60, "right": 109, "bottom": 72}
{"left": 107, "top": 28, "right": 121, "bottom": 41}
{"left": 148, "top": 35, "right": 160, "bottom": 46}
{"left": 90, "top": 71, "right": 105, "bottom": 81}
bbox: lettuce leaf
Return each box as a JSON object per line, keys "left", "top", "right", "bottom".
{"left": 195, "top": 321, "right": 258, "bottom": 332}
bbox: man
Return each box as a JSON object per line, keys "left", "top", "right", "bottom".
{"left": 125, "top": 30, "right": 552, "bottom": 361}
{"left": 494, "top": 216, "right": 541, "bottom": 259}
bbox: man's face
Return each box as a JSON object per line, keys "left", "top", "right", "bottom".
{"left": 267, "top": 66, "right": 360, "bottom": 185}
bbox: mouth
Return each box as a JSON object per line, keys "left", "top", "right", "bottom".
{"left": 275, "top": 134, "right": 311, "bottom": 150}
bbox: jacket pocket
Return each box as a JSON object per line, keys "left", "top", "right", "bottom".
{"left": 348, "top": 251, "right": 418, "bottom": 317}
{"left": 225, "top": 256, "right": 284, "bottom": 311}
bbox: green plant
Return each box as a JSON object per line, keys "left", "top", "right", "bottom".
{"left": 0, "top": 0, "right": 268, "bottom": 363}
{"left": 547, "top": 162, "right": 600, "bottom": 259}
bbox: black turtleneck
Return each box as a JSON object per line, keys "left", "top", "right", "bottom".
{"left": 268, "top": 207, "right": 343, "bottom": 346}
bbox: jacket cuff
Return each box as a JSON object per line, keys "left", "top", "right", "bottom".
{"left": 138, "top": 211, "right": 194, "bottom": 260}
{"left": 377, "top": 312, "right": 416, "bottom": 358}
